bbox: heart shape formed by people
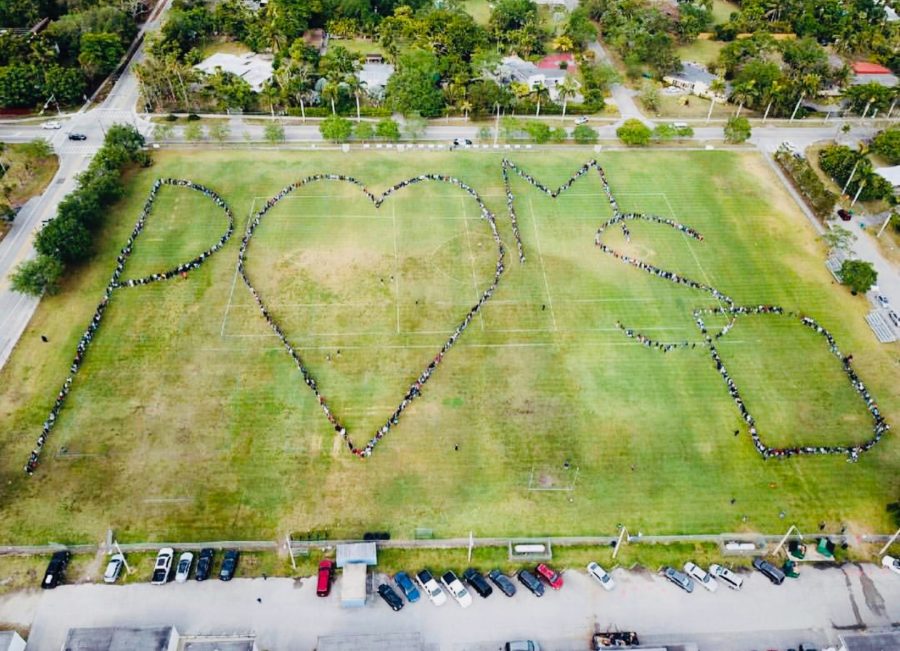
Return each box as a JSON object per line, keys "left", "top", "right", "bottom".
{"left": 238, "top": 173, "right": 507, "bottom": 458}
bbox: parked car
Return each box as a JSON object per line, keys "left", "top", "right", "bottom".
{"left": 440, "top": 570, "right": 472, "bottom": 608}
{"left": 517, "top": 569, "right": 545, "bottom": 597}
{"left": 219, "top": 549, "right": 239, "bottom": 581}
{"left": 505, "top": 642, "right": 541, "bottom": 651}
{"left": 586, "top": 562, "right": 615, "bottom": 591}
{"left": 316, "top": 559, "right": 334, "bottom": 597}
{"left": 462, "top": 568, "right": 493, "bottom": 598}
{"left": 67, "top": 133, "right": 87, "bottom": 141}
{"left": 875, "top": 294, "right": 889, "bottom": 308}
{"left": 377, "top": 583, "right": 404, "bottom": 611}
{"left": 708, "top": 563, "right": 743, "bottom": 590}
{"left": 488, "top": 569, "right": 517, "bottom": 597}
{"left": 394, "top": 571, "right": 420, "bottom": 602}
{"left": 414, "top": 569, "right": 447, "bottom": 606}
{"left": 195, "top": 548, "right": 214, "bottom": 581}
{"left": 837, "top": 209, "right": 852, "bottom": 221}
{"left": 174, "top": 552, "right": 193, "bottom": 583}
{"left": 683, "top": 562, "right": 717, "bottom": 592}
{"left": 535, "top": 563, "right": 563, "bottom": 590}
{"left": 151, "top": 548, "right": 174, "bottom": 585}
{"left": 881, "top": 555, "right": 900, "bottom": 575}
{"left": 41, "top": 121, "right": 61, "bottom": 130}
{"left": 42, "top": 550, "right": 71, "bottom": 589}
{"left": 574, "top": 117, "right": 589, "bottom": 125}
{"left": 752, "top": 558, "right": 785, "bottom": 585}
{"left": 103, "top": 553, "right": 125, "bottom": 584}
{"left": 662, "top": 566, "right": 694, "bottom": 593}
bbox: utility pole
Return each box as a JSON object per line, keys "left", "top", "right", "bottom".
{"left": 851, "top": 179, "right": 866, "bottom": 207}
{"left": 286, "top": 533, "right": 296, "bottom": 570}
{"left": 841, "top": 160, "right": 861, "bottom": 196}
{"left": 493, "top": 103, "right": 500, "bottom": 146}
{"left": 790, "top": 94, "right": 804, "bottom": 122}
{"left": 612, "top": 526, "right": 629, "bottom": 559}
{"left": 772, "top": 525, "right": 800, "bottom": 557}
{"left": 877, "top": 527, "right": 900, "bottom": 557}
{"left": 876, "top": 212, "right": 893, "bottom": 238}
{"left": 705, "top": 98, "right": 715, "bottom": 124}
{"left": 467, "top": 531, "right": 474, "bottom": 563}
{"left": 113, "top": 540, "right": 133, "bottom": 574}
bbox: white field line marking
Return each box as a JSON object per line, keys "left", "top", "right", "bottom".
{"left": 220, "top": 197, "right": 257, "bottom": 337}
{"left": 662, "top": 194, "right": 727, "bottom": 311}
{"left": 221, "top": 297, "right": 661, "bottom": 309}
{"left": 392, "top": 200, "right": 401, "bottom": 334}
{"left": 201, "top": 340, "right": 753, "bottom": 350}
{"left": 220, "top": 325, "right": 688, "bottom": 338}
{"left": 528, "top": 198, "right": 558, "bottom": 331}
{"left": 460, "top": 196, "right": 485, "bottom": 331}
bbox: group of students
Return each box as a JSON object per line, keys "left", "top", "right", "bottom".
{"left": 25, "top": 179, "right": 234, "bottom": 474}
{"left": 237, "top": 172, "right": 507, "bottom": 458}
{"left": 505, "top": 159, "right": 891, "bottom": 462}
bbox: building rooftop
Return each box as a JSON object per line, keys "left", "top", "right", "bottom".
{"left": 537, "top": 53, "right": 577, "bottom": 72}
{"left": 181, "top": 640, "right": 255, "bottom": 651}
{"left": 840, "top": 631, "right": 900, "bottom": 651}
{"left": 63, "top": 626, "right": 176, "bottom": 651}
{"left": 852, "top": 61, "right": 892, "bottom": 74}
{"left": 358, "top": 63, "right": 394, "bottom": 93}
{"left": 194, "top": 52, "right": 274, "bottom": 93}
{"left": 668, "top": 61, "right": 718, "bottom": 86}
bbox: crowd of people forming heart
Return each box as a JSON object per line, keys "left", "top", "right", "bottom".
{"left": 24, "top": 161, "right": 890, "bottom": 473}
{"left": 24, "top": 179, "right": 234, "bottom": 474}
{"left": 238, "top": 173, "right": 506, "bottom": 457}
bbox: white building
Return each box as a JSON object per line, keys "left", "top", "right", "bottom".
{"left": 496, "top": 55, "right": 581, "bottom": 102}
{"left": 663, "top": 62, "right": 729, "bottom": 101}
{"left": 194, "top": 52, "right": 274, "bottom": 93}
{"left": 0, "top": 631, "right": 25, "bottom": 651}
{"left": 358, "top": 63, "right": 395, "bottom": 100}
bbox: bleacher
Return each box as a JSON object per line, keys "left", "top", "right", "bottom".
{"left": 865, "top": 311, "right": 897, "bottom": 343}
{"left": 825, "top": 250, "right": 847, "bottom": 282}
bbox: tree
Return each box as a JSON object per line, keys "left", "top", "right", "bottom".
{"left": 208, "top": 121, "right": 231, "bottom": 143}
{"left": 844, "top": 83, "right": 894, "bottom": 116}
{"left": 839, "top": 259, "right": 877, "bottom": 295}
{"left": 616, "top": 119, "right": 651, "bottom": 146}
{"left": 35, "top": 215, "right": 92, "bottom": 263}
{"left": 724, "top": 116, "right": 751, "bottom": 144}
{"left": 573, "top": 124, "right": 598, "bottom": 144}
{"left": 385, "top": 50, "right": 444, "bottom": 118}
{"left": 183, "top": 122, "right": 204, "bottom": 141}
{"left": 353, "top": 120, "right": 374, "bottom": 140}
{"left": 530, "top": 81, "right": 550, "bottom": 117}
{"left": 78, "top": 32, "right": 124, "bottom": 79}
{"left": 639, "top": 80, "right": 660, "bottom": 114}
{"left": 821, "top": 226, "right": 856, "bottom": 253}
{"left": 524, "top": 121, "right": 551, "bottom": 143}
{"left": 264, "top": 122, "right": 286, "bottom": 143}
{"left": 872, "top": 126, "right": 900, "bottom": 165}
{"left": 43, "top": 65, "right": 87, "bottom": 106}
{"left": 10, "top": 254, "right": 64, "bottom": 296}
{"left": 557, "top": 76, "right": 579, "bottom": 118}
{"left": 319, "top": 115, "right": 352, "bottom": 142}
{"left": 375, "top": 118, "right": 401, "bottom": 141}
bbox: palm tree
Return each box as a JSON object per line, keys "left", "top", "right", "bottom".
{"left": 551, "top": 35, "right": 575, "bottom": 53}
{"left": 459, "top": 98, "right": 473, "bottom": 121}
{"left": 345, "top": 74, "right": 365, "bottom": 122}
{"left": 730, "top": 81, "right": 756, "bottom": 117}
{"left": 321, "top": 76, "right": 342, "bottom": 115}
{"left": 557, "top": 76, "right": 578, "bottom": 118}
{"left": 260, "top": 82, "right": 279, "bottom": 117}
{"left": 761, "top": 80, "right": 784, "bottom": 121}
{"left": 275, "top": 61, "right": 312, "bottom": 122}
{"left": 531, "top": 81, "right": 550, "bottom": 117}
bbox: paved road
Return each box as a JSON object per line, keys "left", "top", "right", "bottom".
{"left": 1, "top": 564, "right": 898, "bottom": 650}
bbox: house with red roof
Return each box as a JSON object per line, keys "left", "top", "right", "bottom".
{"left": 537, "top": 53, "right": 577, "bottom": 74}
{"left": 850, "top": 61, "right": 898, "bottom": 87}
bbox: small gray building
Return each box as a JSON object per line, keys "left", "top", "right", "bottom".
{"left": 62, "top": 626, "right": 178, "bottom": 651}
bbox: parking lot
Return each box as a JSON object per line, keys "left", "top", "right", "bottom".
{"left": 2, "top": 561, "right": 898, "bottom": 651}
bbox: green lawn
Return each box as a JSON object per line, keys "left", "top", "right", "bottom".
{"left": 462, "top": 0, "right": 493, "bottom": 25}
{"left": 676, "top": 39, "right": 726, "bottom": 68}
{"left": 711, "top": 0, "right": 739, "bottom": 25}
{"left": 0, "top": 149, "right": 897, "bottom": 546}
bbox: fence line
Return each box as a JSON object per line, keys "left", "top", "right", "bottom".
{"left": 0, "top": 532, "right": 893, "bottom": 558}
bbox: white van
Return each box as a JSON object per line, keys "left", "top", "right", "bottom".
{"left": 709, "top": 563, "right": 743, "bottom": 590}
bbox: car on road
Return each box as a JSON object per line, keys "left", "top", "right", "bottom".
{"left": 462, "top": 568, "right": 493, "bottom": 598}
{"left": 41, "top": 121, "right": 61, "bottom": 130}
{"left": 195, "top": 548, "right": 214, "bottom": 581}
{"left": 151, "top": 548, "right": 174, "bottom": 585}
{"left": 708, "top": 563, "right": 743, "bottom": 590}
{"left": 175, "top": 552, "right": 193, "bottom": 583}
{"left": 42, "top": 550, "right": 71, "bottom": 589}
{"left": 415, "top": 569, "right": 447, "bottom": 606}
{"left": 535, "top": 563, "right": 563, "bottom": 590}
{"left": 452, "top": 138, "right": 473, "bottom": 146}
{"left": 440, "top": 570, "right": 472, "bottom": 608}
{"left": 684, "top": 562, "right": 717, "bottom": 592}
{"left": 574, "top": 116, "right": 589, "bottom": 125}
{"left": 219, "top": 549, "right": 239, "bottom": 581}
{"left": 586, "top": 562, "right": 615, "bottom": 591}
{"left": 67, "top": 133, "right": 87, "bottom": 141}
{"left": 488, "top": 569, "right": 517, "bottom": 597}
{"left": 505, "top": 642, "right": 541, "bottom": 651}
{"left": 752, "top": 558, "right": 785, "bottom": 585}
{"left": 881, "top": 555, "right": 900, "bottom": 575}
{"left": 517, "top": 569, "right": 545, "bottom": 597}
{"left": 103, "top": 553, "right": 125, "bottom": 584}
{"left": 377, "top": 583, "right": 404, "bottom": 611}
{"left": 662, "top": 566, "right": 694, "bottom": 593}
{"left": 875, "top": 294, "right": 890, "bottom": 308}
{"left": 316, "top": 559, "right": 334, "bottom": 597}
{"left": 394, "top": 571, "right": 420, "bottom": 602}
{"left": 887, "top": 309, "right": 900, "bottom": 328}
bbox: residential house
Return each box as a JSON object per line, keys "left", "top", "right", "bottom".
{"left": 193, "top": 52, "right": 274, "bottom": 93}
{"left": 496, "top": 55, "right": 582, "bottom": 102}
{"left": 850, "top": 61, "right": 898, "bottom": 88}
{"left": 663, "top": 61, "right": 729, "bottom": 101}
{"left": 358, "top": 62, "right": 395, "bottom": 100}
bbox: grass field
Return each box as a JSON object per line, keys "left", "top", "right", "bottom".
{"left": 0, "top": 148, "right": 897, "bottom": 546}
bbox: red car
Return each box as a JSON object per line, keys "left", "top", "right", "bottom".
{"left": 535, "top": 563, "right": 563, "bottom": 590}
{"left": 316, "top": 559, "right": 334, "bottom": 597}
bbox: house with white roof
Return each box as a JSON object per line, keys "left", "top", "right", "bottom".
{"left": 194, "top": 52, "right": 274, "bottom": 93}
{"left": 496, "top": 55, "right": 581, "bottom": 102}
